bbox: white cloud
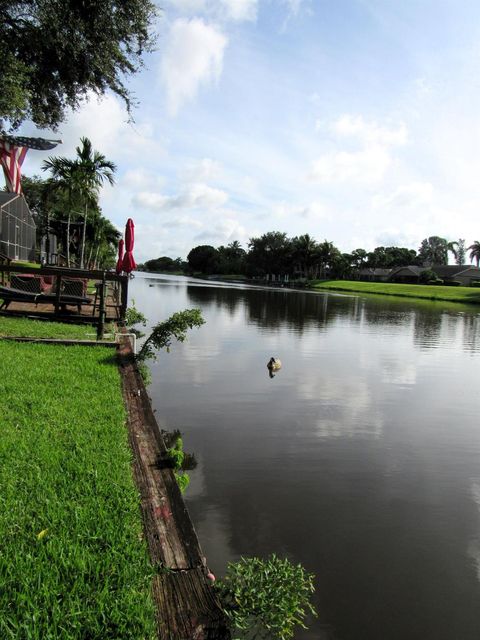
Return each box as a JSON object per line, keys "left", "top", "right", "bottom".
{"left": 372, "top": 182, "right": 434, "bottom": 211}
{"left": 310, "top": 115, "right": 408, "bottom": 186}
{"left": 121, "top": 168, "right": 166, "bottom": 190}
{"left": 194, "top": 217, "right": 248, "bottom": 243}
{"left": 133, "top": 182, "right": 228, "bottom": 211}
{"left": 167, "top": 0, "right": 257, "bottom": 22}
{"left": 273, "top": 200, "right": 328, "bottom": 220}
{"left": 309, "top": 146, "right": 392, "bottom": 185}
{"left": 160, "top": 18, "right": 228, "bottom": 116}
{"left": 163, "top": 215, "right": 203, "bottom": 228}
{"left": 330, "top": 115, "right": 408, "bottom": 147}
{"left": 221, "top": 0, "right": 257, "bottom": 22}
{"left": 167, "top": 0, "right": 207, "bottom": 12}
{"left": 180, "top": 157, "right": 222, "bottom": 182}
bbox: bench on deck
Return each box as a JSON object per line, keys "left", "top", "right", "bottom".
{"left": 0, "top": 285, "right": 90, "bottom": 313}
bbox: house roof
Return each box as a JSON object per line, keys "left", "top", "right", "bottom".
{"left": 390, "top": 265, "right": 423, "bottom": 276}
{"left": 432, "top": 265, "right": 480, "bottom": 277}
{"left": 358, "top": 268, "right": 392, "bottom": 276}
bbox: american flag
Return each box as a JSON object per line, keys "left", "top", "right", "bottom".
{"left": 0, "top": 135, "right": 61, "bottom": 194}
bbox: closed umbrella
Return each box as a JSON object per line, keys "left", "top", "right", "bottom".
{"left": 115, "top": 239, "right": 124, "bottom": 274}
{"left": 121, "top": 218, "right": 136, "bottom": 273}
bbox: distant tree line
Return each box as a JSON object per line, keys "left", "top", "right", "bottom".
{"left": 142, "top": 233, "right": 480, "bottom": 279}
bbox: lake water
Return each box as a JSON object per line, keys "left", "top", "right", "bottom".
{"left": 131, "top": 273, "right": 480, "bottom": 640}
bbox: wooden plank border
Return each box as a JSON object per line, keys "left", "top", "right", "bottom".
{"left": 117, "top": 339, "right": 230, "bottom": 639}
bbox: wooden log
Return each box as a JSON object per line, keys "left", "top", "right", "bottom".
{"left": 154, "top": 569, "right": 231, "bottom": 640}
{"left": 117, "top": 338, "right": 230, "bottom": 639}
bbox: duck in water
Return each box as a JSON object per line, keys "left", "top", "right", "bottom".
{"left": 267, "top": 357, "right": 282, "bottom": 378}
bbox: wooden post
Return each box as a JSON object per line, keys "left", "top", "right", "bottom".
{"left": 97, "top": 271, "right": 107, "bottom": 340}
{"left": 120, "top": 276, "right": 129, "bottom": 320}
{"left": 54, "top": 274, "right": 62, "bottom": 315}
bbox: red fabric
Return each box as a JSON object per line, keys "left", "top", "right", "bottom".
{"left": 115, "top": 239, "right": 125, "bottom": 274}
{"left": 121, "top": 219, "right": 136, "bottom": 273}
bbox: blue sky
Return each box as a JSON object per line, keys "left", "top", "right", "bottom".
{"left": 17, "top": 0, "right": 480, "bottom": 261}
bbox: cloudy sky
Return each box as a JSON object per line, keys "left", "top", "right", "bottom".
{"left": 16, "top": 0, "right": 480, "bottom": 262}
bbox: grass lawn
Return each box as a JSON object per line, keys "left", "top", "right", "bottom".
{"left": 311, "top": 279, "right": 480, "bottom": 305}
{"left": 0, "top": 316, "right": 106, "bottom": 339}
{"left": 0, "top": 342, "right": 156, "bottom": 639}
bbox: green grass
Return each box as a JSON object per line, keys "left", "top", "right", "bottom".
{"left": 0, "top": 342, "right": 156, "bottom": 639}
{"left": 311, "top": 279, "right": 480, "bottom": 305}
{"left": 0, "top": 317, "right": 104, "bottom": 339}
{"left": 12, "top": 260, "right": 40, "bottom": 269}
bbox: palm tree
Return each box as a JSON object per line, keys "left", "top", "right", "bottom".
{"left": 42, "top": 156, "right": 77, "bottom": 266}
{"left": 43, "top": 138, "right": 116, "bottom": 268}
{"left": 71, "top": 138, "right": 116, "bottom": 268}
{"left": 468, "top": 241, "right": 480, "bottom": 267}
{"left": 447, "top": 240, "right": 458, "bottom": 263}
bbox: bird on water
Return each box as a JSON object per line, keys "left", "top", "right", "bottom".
{"left": 267, "top": 357, "right": 282, "bottom": 378}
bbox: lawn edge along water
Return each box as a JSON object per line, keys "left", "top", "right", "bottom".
{"left": 0, "top": 341, "right": 156, "bottom": 639}
{"left": 311, "top": 279, "right": 480, "bottom": 305}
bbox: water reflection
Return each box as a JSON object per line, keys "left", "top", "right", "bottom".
{"left": 131, "top": 275, "right": 480, "bottom": 640}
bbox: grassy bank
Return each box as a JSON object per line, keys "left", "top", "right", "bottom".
{"left": 0, "top": 340, "right": 155, "bottom": 639}
{"left": 311, "top": 279, "right": 480, "bottom": 305}
{"left": 0, "top": 316, "right": 108, "bottom": 339}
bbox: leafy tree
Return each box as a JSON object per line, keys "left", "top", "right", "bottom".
{"left": 187, "top": 245, "right": 219, "bottom": 274}
{"left": 468, "top": 241, "right": 480, "bottom": 267}
{"left": 143, "top": 256, "right": 185, "bottom": 273}
{"left": 418, "top": 236, "right": 449, "bottom": 266}
{"left": 247, "top": 232, "right": 292, "bottom": 277}
{"left": 419, "top": 268, "right": 441, "bottom": 284}
{"left": 350, "top": 248, "right": 368, "bottom": 270}
{"left": 291, "top": 234, "right": 318, "bottom": 278}
{"left": 315, "top": 240, "right": 340, "bottom": 279}
{"left": 0, "top": 0, "right": 157, "bottom": 132}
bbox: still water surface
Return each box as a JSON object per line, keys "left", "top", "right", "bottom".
{"left": 132, "top": 274, "right": 480, "bottom": 640}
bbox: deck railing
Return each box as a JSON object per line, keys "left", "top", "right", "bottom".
{"left": 0, "top": 264, "right": 129, "bottom": 337}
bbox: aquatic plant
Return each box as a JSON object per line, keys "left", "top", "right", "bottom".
{"left": 216, "top": 554, "right": 317, "bottom": 639}
{"left": 166, "top": 436, "right": 190, "bottom": 494}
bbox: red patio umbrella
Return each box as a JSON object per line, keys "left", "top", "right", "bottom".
{"left": 121, "top": 218, "right": 136, "bottom": 273}
{"left": 115, "top": 239, "right": 124, "bottom": 274}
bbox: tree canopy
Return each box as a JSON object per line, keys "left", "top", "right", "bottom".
{"left": 0, "top": 0, "right": 157, "bottom": 131}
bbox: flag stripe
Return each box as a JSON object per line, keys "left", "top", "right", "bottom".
{"left": 0, "top": 136, "right": 59, "bottom": 194}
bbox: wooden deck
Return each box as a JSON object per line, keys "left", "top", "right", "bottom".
{"left": 118, "top": 339, "right": 230, "bottom": 639}
{"left": 0, "top": 292, "right": 120, "bottom": 323}
{"left": 0, "top": 264, "right": 128, "bottom": 325}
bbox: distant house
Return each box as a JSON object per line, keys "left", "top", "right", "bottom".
{"left": 389, "top": 264, "right": 480, "bottom": 285}
{"left": 389, "top": 266, "right": 424, "bottom": 283}
{"left": 357, "top": 268, "right": 392, "bottom": 282}
{"left": 0, "top": 192, "right": 36, "bottom": 261}
{"left": 430, "top": 265, "right": 480, "bottom": 286}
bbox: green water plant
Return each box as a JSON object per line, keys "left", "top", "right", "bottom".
{"left": 216, "top": 554, "right": 317, "bottom": 639}
{"left": 166, "top": 436, "right": 190, "bottom": 493}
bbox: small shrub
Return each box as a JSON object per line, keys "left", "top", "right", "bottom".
{"left": 419, "top": 268, "right": 437, "bottom": 284}
{"left": 443, "top": 280, "right": 461, "bottom": 286}
{"left": 137, "top": 308, "right": 205, "bottom": 362}
{"left": 471, "top": 280, "right": 480, "bottom": 287}
{"left": 216, "top": 554, "right": 317, "bottom": 639}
